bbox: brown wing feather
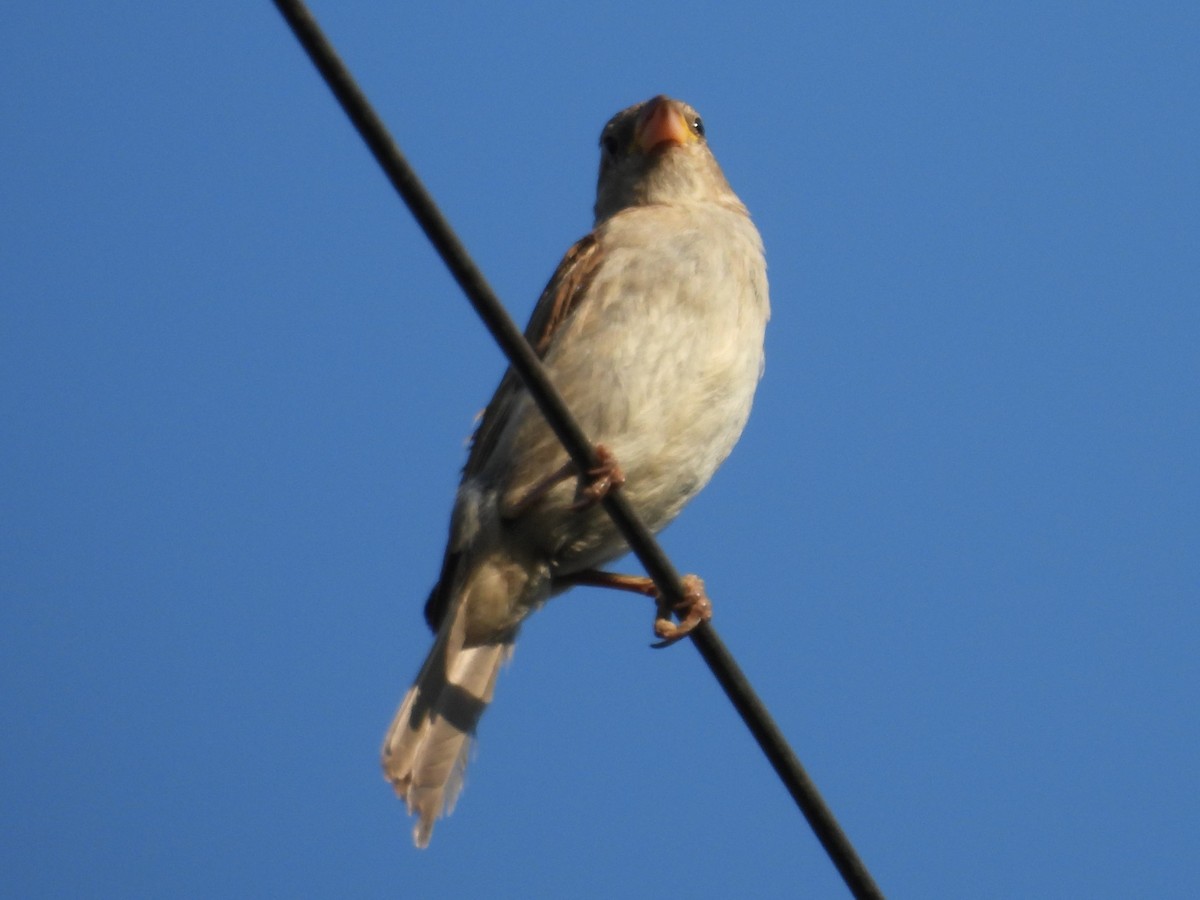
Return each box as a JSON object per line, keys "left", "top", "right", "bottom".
{"left": 423, "top": 233, "right": 604, "bottom": 630}
{"left": 463, "top": 233, "right": 602, "bottom": 478}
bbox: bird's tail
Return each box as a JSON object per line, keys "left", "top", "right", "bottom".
{"left": 381, "top": 587, "right": 514, "bottom": 848}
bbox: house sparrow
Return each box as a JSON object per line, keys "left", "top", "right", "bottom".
{"left": 382, "top": 95, "right": 770, "bottom": 847}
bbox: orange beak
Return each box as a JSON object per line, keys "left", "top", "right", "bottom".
{"left": 634, "top": 96, "right": 694, "bottom": 153}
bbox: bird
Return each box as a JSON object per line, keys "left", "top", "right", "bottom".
{"left": 381, "top": 94, "right": 770, "bottom": 847}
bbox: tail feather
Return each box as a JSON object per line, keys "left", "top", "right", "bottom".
{"left": 382, "top": 598, "right": 513, "bottom": 847}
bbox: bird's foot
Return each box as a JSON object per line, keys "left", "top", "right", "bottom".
{"left": 570, "top": 444, "right": 625, "bottom": 510}
{"left": 651, "top": 575, "right": 712, "bottom": 648}
{"left": 508, "top": 445, "right": 624, "bottom": 518}
{"left": 554, "top": 569, "right": 711, "bottom": 648}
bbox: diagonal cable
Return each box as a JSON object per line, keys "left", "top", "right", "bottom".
{"left": 270, "top": 2, "right": 883, "bottom": 897}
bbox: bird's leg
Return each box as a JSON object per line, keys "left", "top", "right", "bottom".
{"left": 506, "top": 459, "right": 577, "bottom": 518}
{"left": 507, "top": 444, "right": 625, "bottom": 518}
{"left": 555, "top": 569, "right": 712, "bottom": 647}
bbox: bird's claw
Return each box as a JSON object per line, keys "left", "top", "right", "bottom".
{"left": 571, "top": 444, "right": 625, "bottom": 510}
{"left": 651, "top": 575, "right": 712, "bottom": 648}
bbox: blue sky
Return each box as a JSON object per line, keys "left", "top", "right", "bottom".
{"left": 3, "top": 3, "right": 1197, "bottom": 897}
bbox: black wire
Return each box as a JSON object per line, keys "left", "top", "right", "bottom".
{"left": 270, "top": 3, "right": 884, "bottom": 897}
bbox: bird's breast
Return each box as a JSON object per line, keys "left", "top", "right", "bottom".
{"left": 546, "top": 203, "right": 769, "bottom": 529}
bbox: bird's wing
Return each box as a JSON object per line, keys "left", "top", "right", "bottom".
{"left": 423, "top": 233, "right": 604, "bottom": 631}
{"left": 462, "top": 232, "right": 602, "bottom": 478}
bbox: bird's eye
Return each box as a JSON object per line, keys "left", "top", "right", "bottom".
{"left": 692, "top": 116, "right": 705, "bottom": 137}
{"left": 600, "top": 134, "right": 618, "bottom": 156}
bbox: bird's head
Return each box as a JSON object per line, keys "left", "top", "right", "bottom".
{"left": 593, "top": 95, "right": 740, "bottom": 223}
